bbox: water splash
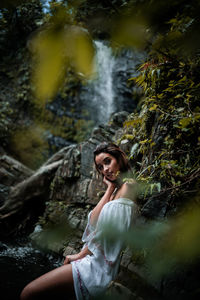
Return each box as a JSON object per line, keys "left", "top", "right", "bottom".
{"left": 0, "top": 240, "right": 62, "bottom": 298}
{"left": 0, "top": 241, "right": 62, "bottom": 268}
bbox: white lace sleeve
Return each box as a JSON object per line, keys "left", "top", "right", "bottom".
{"left": 81, "top": 211, "right": 96, "bottom": 247}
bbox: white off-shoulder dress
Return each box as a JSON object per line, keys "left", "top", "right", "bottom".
{"left": 71, "top": 198, "right": 138, "bottom": 300}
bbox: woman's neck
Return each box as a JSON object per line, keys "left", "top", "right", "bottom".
{"left": 114, "top": 175, "right": 124, "bottom": 188}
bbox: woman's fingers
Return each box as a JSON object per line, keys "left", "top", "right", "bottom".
{"left": 63, "top": 256, "right": 70, "bottom": 265}
{"left": 103, "top": 176, "right": 115, "bottom": 188}
{"left": 103, "top": 176, "right": 111, "bottom": 185}
{"left": 63, "top": 254, "right": 81, "bottom": 265}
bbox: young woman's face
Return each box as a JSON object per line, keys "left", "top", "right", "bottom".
{"left": 95, "top": 152, "right": 120, "bottom": 181}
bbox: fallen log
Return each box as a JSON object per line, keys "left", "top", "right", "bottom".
{"left": 0, "top": 159, "right": 63, "bottom": 236}
{"left": 0, "top": 154, "right": 33, "bottom": 186}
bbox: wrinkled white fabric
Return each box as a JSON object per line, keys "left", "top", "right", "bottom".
{"left": 71, "top": 198, "right": 138, "bottom": 300}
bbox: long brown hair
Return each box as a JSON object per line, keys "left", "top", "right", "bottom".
{"left": 93, "top": 142, "right": 131, "bottom": 173}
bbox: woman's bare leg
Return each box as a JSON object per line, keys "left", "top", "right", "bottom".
{"left": 20, "top": 263, "right": 76, "bottom": 300}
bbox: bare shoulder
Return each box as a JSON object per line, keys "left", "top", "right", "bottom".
{"left": 124, "top": 178, "right": 137, "bottom": 186}
{"left": 118, "top": 179, "right": 138, "bottom": 201}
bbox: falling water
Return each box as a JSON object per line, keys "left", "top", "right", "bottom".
{"left": 81, "top": 40, "right": 145, "bottom": 124}
{"left": 81, "top": 41, "right": 116, "bottom": 124}
{"left": 91, "top": 41, "right": 116, "bottom": 122}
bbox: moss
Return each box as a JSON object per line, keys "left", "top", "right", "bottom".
{"left": 131, "top": 249, "right": 146, "bottom": 266}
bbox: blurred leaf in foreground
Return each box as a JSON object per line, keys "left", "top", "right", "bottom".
{"left": 31, "top": 29, "right": 65, "bottom": 102}
{"left": 100, "top": 200, "right": 200, "bottom": 279}
{"left": 10, "top": 123, "right": 49, "bottom": 169}
{"left": 30, "top": 4, "right": 95, "bottom": 103}
{"left": 112, "top": 16, "right": 151, "bottom": 50}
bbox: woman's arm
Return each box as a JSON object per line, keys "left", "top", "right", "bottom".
{"left": 63, "top": 246, "right": 92, "bottom": 265}
{"left": 63, "top": 179, "right": 116, "bottom": 265}
{"left": 90, "top": 177, "right": 115, "bottom": 227}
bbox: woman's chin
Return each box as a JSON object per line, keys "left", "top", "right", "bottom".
{"left": 109, "top": 177, "right": 117, "bottom": 182}
{"left": 106, "top": 176, "right": 115, "bottom": 182}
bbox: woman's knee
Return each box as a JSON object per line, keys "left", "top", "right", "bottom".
{"left": 20, "top": 265, "right": 75, "bottom": 300}
{"left": 20, "top": 282, "right": 38, "bottom": 300}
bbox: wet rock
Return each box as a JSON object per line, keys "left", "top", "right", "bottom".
{"left": 72, "top": 177, "right": 91, "bottom": 203}
{"left": 121, "top": 247, "right": 133, "bottom": 268}
{"left": 107, "top": 281, "right": 138, "bottom": 300}
{"left": 63, "top": 246, "right": 76, "bottom": 257}
{"left": 117, "top": 267, "right": 162, "bottom": 300}
{"left": 141, "top": 194, "right": 171, "bottom": 219}
{"left": 110, "top": 111, "right": 129, "bottom": 128}
{"left": 80, "top": 141, "right": 97, "bottom": 178}
{"left": 43, "top": 145, "right": 74, "bottom": 166}
{"left": 47, "top": 133, "right": 73, "bottom": 156}
{"left": 0, "top": 184, "right": 10, "bottom": 207}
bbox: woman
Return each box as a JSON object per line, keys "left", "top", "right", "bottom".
{"left": 20, "top": 142, "right": 138, "bottom": 300}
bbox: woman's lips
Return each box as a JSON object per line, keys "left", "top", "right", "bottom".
{"left": 106, "top": 172, "right": 114, "bottom": 178}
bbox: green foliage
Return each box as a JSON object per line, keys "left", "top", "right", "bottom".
{"left": 110, "top": 1, "right": 200, "bottom": 288}
{"left": 118, "top": 3, "right": 200, "bottom": 203}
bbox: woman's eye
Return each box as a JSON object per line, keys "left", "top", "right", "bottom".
{"left": 105, "top": 158, "right": 111, "bottom": 165}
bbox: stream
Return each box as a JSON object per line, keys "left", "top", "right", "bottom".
{"left": 0, "top": 237, "right": 63, "bottom": 300}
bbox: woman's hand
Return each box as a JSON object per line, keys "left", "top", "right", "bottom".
{"left": 103, "top": 176, "right": 116, "bottom": 190}
{"left": 63, "top": 253, "right": 81, "bottom": 265}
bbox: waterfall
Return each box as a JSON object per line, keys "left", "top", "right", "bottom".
{"left": 81, "top": 40, "right": 145, "bottom": 125}
{"left": 81, "top": 40, "right": 116, "bottom": 124}
{"left": 45, "top": 38, "right": 145, "bottom": 150}
{"left": 90, "top": 41, "right": 116, "bottom": 123}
